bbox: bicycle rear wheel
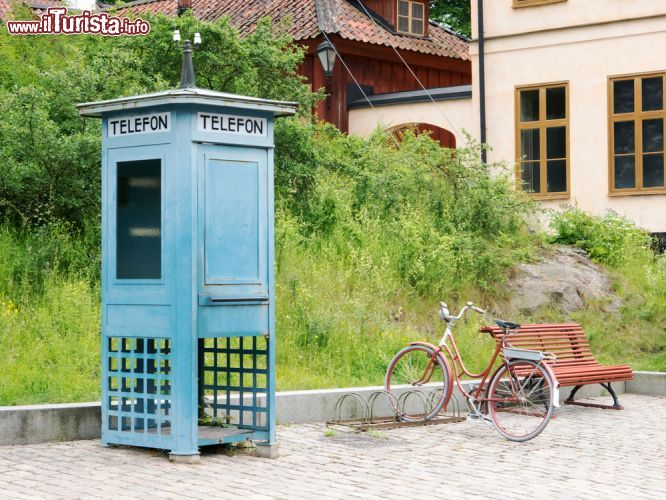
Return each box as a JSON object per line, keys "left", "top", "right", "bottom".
{"left": 385, "top": 345, "right": 450, "bottom": 422}
{"left": 487, "top": 359, "right": 554, "bottom": 442}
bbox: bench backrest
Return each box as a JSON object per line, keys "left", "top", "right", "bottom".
{"left": 480, "top": 323, "right": 593, "bottom": 364}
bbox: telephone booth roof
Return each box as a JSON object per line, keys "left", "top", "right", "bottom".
{"left": 77, "top": 87, "right": 298, "bottom": 118}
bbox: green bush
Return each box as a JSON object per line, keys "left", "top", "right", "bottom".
{"left": 549, "top": 207, "right": 652, "bottom": 266}
{"left": 549, "top": 207, "right": 666, "bottom": 371}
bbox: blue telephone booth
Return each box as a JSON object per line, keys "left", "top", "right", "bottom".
{"left": 78, "top": 60, "right": 296, "bottom": 461}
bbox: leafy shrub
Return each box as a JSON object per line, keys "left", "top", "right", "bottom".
{"left": 275, "top": 121, "right": 536, "bottom": 298}
{"left": 549, "top": 208, "right": 652, "bottom": 266}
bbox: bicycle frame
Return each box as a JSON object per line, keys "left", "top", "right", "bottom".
{"left": 403, "top": 302, "right": 559, "bottom": 415}
{"left": 438, "top": 326, "right": 507, "bottom": 403}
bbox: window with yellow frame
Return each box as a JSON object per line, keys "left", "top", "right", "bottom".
{"left": 397, "top": 0, "right": 425, "bottom": 37}
{"left": 609, "top": 73, "right": 666, "bottom": 194}
{"left": 513, "top": 0, "right": 567, "bottom": 8}
{"left": 515, "top": 83, "right": 569, "bottom": 198}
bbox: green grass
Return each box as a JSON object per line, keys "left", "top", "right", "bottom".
{"left": 1, "top": 216, "right": 663, "bottom": 405}
{"left": 0, "top": 224, "right": 100, "bottom": 405}
{"left": 0, "top": 219, "right": 498, "bottom": 405}
{"left": 274, "top": 229, "right": 498, "bottom": 390}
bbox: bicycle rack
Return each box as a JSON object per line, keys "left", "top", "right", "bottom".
{"left": 327, "top": 388, "right": 465, "bottom": 431}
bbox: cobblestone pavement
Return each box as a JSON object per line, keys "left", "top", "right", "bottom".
{"left": 0, "top": 394, "right": 664, "bottom": 499}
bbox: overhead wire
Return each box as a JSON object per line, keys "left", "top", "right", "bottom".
{"left": 319, "top": 30, "right": 403, "bottom": 148}
{"left": 354, "top": 0, "right": 467, "bottom": 143}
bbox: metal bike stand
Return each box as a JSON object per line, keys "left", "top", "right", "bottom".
{"left": 327, "top": 390, "right": 465, "bottom": 431}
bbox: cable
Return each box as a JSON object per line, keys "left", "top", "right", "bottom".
{"left": 354, "top": 0, "right": 467, "bottom": 143}
{"left": 320, "top": 31, "right": 403, "bottom": 148}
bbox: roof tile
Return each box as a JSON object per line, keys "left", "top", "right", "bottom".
{"left": 111, "top": 0, "right": 469, "bottom": 60}
{"left": 0, "top": 0, "right": 64, "bottom": 21}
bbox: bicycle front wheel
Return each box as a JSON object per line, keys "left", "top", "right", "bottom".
{"left": 487, "top": 359, "right": 555, "bottom": 442}
{"left": 385, "top": 345, "right": 450, "bottom": 422}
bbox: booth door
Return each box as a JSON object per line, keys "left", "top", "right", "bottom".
{"left": 197, "top": 145, "right": 270, "bottom": 338}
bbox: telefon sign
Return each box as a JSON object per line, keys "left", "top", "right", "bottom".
{"left": 108, "top": 113, "right": 171, "bottom": 137}
{"left": 198, "top": 112, "right": 268, "bottom": 138}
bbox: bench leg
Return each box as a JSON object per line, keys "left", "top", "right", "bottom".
{"left": 564, "top": 383, "right": 623, "bottom": 410}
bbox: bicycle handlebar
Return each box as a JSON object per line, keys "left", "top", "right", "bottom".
{"left": 439, "top": 301, "right": 486, "bottom": 322}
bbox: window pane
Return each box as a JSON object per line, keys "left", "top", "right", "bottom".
{"left": 547, "top": 160, "right": 567, "bottom": 193}
{"left": 411, "top": 19, "right": 424, "bottom": 35}
{"left": 614, "top": 156, "right": 636, "bottom": 189}
{"left": 411, "top": 2, "right": 424, "bottom": 19}
{"left": 520, "top": 90, "right": 539, "bottom": 122}
{"left": 546, "top": 87, "right": 566, "bottom": 120}
{"left": 521, "top": 162, "right": 540, "bottom": 193}
{"left": 643, "top": 154, "right": 665, "bottom": 188}
{"left": 117, "top": 159, "right": 162, "bottom": 279}
{"left": 547, "top": 126, "right": 566, "bottom": 159}
{"left": 642, "top": 77, "right": 663, "bottom": 112}
{"left": 398, "top": 17, "right": 409, "bottom": 32}
{"left": 613, "top": 121, "right": 635, "bottom": 154}
{"left": 642, "top": 119, "right": 664, "bottom": 153}
{"left": 520, "top": 129, "right": 540, "bottom": 160}
{"left": 613, "top": 80, "right": 634, "bottom": 114}
{"left": 398, "top": 0, "right": 409, "bottom": 16}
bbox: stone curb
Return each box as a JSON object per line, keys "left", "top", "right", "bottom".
{"left": 0, "top": 371, "right": 663, "bottom": 447}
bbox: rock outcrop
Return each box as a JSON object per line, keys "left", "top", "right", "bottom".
{"left": 507, "top": 246, "right": 619, "bottom": 315}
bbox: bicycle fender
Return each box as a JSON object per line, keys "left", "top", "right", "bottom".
{"left": 407, "top": 342, "right": 454, "bottom": 410}
{"left": 540, "top": 363, "right": 560, "bottom": 408}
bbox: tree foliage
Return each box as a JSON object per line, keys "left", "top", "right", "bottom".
{"left": 429, "top": 0, "right": 472, "bottom": 38}
{"left": 0, "top": 12, "right": 317, "bottom": 228}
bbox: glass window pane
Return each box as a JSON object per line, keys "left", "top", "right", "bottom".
{"left": 642, "top": 77, "right": 663, "bottom": 112}
{"left": 546, "top": 87, "right": 566, "bottom": 120}
{"left": 614, "top": 80, "right": 634, "bottom": 114}
{"left": 547, "top": 126, "right": 566, "bottom": 159}
{"left": 614, "top": 155, "right": 636, "bottom": 189}
{"left": 642, "top": 119, "right": 664, "bottom": 153}
{"left": 398, "top": 0, "right": 409, "bottom": 16}
{"left": 520, "top": 129, "right": 540, "bottom": 161}
{"left": 520, "top": 90, "right": 539, "bottom": 122}
{"left": 412, "top": 2, "right": 424, "bottom": 19}
{"left": 521, "top": 162, "right": 540, "bottom": 193}
{"left": 643, "top": 154, "right": 665, "bottom": 188}
{"left": 117, "top": 159, "right": 162, "bottom": 280}
{"left": 614, "top": 121, "right": 635, "bottom": 154}
{"left": 547, "top": 160, "right": 567, "bottom": 193}
{"left": 411, "top": 19, "right": 424, "bottom": 35}
{"left": 398, "top": 17, "right": 409, "bottom": 32}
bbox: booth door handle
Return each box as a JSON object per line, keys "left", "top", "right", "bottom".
{"left": 208, "top": 296, "right": 269, "bottom": 303}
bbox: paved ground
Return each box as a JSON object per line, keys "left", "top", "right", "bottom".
{"left": 0, "top": 394, "right": 664, "bottom": 499}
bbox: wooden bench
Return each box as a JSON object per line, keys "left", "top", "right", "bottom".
{"left": 480, "top": 322, "right": 633, "bottom": 410}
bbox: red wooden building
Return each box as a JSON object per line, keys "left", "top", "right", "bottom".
{"left": 115, "top": 0, "right": 471, "bottom": 145}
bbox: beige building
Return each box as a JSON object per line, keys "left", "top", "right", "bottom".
{"left": 348, "top": 85, "right": 474, "bottom": 149}
{"left": 349, "top": 0, "right": 666, "bottom": 235}
{"left": 470, "top": 0, "right": 666, "bottom": 233}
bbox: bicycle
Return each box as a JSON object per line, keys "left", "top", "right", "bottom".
{"left": 385, "top": 301, "right": 559, "bottom": 442}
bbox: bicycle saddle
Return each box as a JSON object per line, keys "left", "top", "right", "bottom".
{"left": 495, "top": 320, "right": 521, "bottom": 330}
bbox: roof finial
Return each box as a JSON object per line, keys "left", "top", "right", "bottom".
{"left": 174, "top": 30, "right": 201, "bottom": 89}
